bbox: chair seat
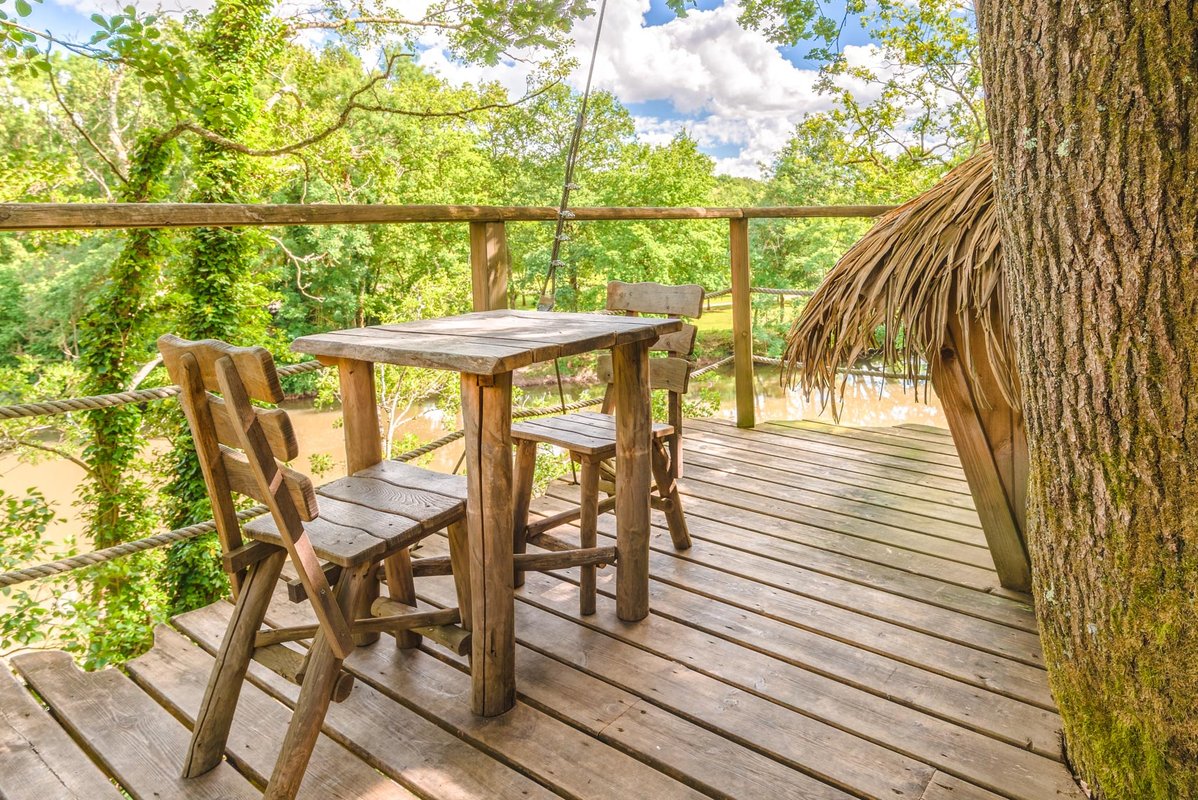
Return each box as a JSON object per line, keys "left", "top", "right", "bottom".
{"left": 246, "top": 460, "right": 467, "bottom": 567}
{"left": 511, "top": 410, "right": 673, "bottom": 456}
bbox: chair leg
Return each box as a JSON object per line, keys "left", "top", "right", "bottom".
{"left": 652, "top": 438, "right": 692, "bottom": 550}
{"left": 383, "top": 548, "right": 421, "bottom": 649}
{"left": 264, "top": 562, "right": 370, "bottom": 800}
{"left": 447, "top": 519, "right": 472, "bottom": 631}
{"left": 578, "top": 457, "right": 601, "bottom": 616}
{"left": 511, "top": 439, "right": 538, "bottom": 588}
{"left": 183, "top": 547, "right": 286, "bottom": 778}
{"left": 351, "top": 564, "right": 381, "bottom": 647}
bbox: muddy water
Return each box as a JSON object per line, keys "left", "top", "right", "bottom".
{"left": 0, "top": 366, "right": 946, "bottom": 555}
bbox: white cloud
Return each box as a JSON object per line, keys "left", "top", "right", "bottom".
{"left": 415, "top": 1, "right": 892, "bottom": 178}
{"left": 48, "top": 0, "right": 898, "bottom": 177}
{"left": 416, "top": 0, "right": 886, "bottom": 178}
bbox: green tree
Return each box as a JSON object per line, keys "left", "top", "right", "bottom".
{"left": 162, "top": 0, "right": 282, "bottom": 613}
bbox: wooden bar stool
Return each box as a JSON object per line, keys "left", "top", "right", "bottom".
{"left": 510, "top": 281, "right": 703, "bottom": 614}
{"left": 159, "top": 335, "right": 472, "bottom": 800}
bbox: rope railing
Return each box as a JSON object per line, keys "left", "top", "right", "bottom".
{"left": 0, "top": 395, "right": 606, "bottom": 589}
{"left": 0, "top": 360, "right": 325, "bottom": 421}
{"left": 0, "top": 288, "right": 824, "bottom": 422}
{"left": 702, "top": 286, "right": 813, "bottom": 301}
{"left": 0, "top": 506, "right": 268, "bottom": 588}
{"left": 0, "top": 298, "right": 925, "bottom": 589}
{"left": 749, "top": 354, "right": 926, "bottom": 381}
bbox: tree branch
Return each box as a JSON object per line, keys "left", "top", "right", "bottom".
{"left": 288, "top": 15, "right": 465, "bottom": 32}
{"left": 46, "top": 54, "right": 129, "bottom": 184}
{"left": 175, "top": 63, "right": 561, "bottom": 158}
{"left": 7, "top": 437, "right": 96, "bottom": 478}
{"left": 264, "top": 233, "right": 327, "bottom": 301}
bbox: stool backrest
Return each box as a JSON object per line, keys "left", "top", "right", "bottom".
{"left": 159, "top": 335, "right": 352, "bottom": 656}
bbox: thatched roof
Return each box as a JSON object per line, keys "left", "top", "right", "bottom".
{"left": 782, "top": 144, "right": 1018, "bottom": 414}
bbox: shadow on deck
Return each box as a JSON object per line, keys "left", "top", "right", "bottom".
{"left": 0, "top": 419, "right": 1082, "bottom": 800}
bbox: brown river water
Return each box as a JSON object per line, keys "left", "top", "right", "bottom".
{"left": 0, "top": 366, "right": 945, "bottom": 556}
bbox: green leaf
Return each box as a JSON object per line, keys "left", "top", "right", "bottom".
{"left": 14, "top": 0, "right": 31, "bottom": 17}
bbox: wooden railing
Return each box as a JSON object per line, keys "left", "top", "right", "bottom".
{"left": 0, "top": 202, "right": 893, "bottom": 429}
{"left": 0, "top": 201, "right": 914, "bottom": 589}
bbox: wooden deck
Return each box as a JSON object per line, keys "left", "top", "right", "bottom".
{"left": 0, "top": 419, "right": 1082, "bottom": 800}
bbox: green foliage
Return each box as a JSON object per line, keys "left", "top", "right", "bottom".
{"left": 0, "top": 488, "right": 166, "bottom": 668}
{"left": 0, "top": 0, "right": 979, "bottom": 667}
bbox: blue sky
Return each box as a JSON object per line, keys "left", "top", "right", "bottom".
{"left": 20, "top": 0, "right": 882, "bottom": 176}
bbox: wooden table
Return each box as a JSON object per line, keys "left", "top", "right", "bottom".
{"left": 293, "top": 310, "right": 681, "bottom": 716}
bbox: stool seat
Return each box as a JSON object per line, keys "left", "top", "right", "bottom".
{"left": 512, "top": 410, "right": 673, "bottom": 456}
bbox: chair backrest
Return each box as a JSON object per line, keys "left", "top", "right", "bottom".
{"left": 607, "top": 280, "right": 703, "bottom": 358}
{"left": 598, "top": 282, "right": 704, "bottom": 470}
{"left": 597, "top": 280, "right": 704, "bottom": 395}
{"left": 159, "top": 335, "right": 352, "bottom": 656}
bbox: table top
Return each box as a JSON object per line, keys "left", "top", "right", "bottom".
{"left": 292, "top": 310, "right": 682, "bottom": 375}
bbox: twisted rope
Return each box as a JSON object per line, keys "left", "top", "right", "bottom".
{"left": 0, "top": 506, "right": 268, "bottom": 588}
{"left": 751, "top": 287, "right": 814, "bottom": 297}
{"left": 690, "top": 354, "right": 734, "bottom": 378}
{"left": 703, "top": 287, "right": 812, "bottom": 301}
{"left": 0, "top": 360, "right": 326, "bottom": 421}
{"left": 0, "top": 396, "right": 607, "bottom": 589}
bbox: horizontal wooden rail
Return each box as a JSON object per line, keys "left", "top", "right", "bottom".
{"left": 0, "top": 203, "right": 894, "bottom": 231}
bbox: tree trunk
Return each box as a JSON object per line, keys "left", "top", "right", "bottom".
{"left": 976, "top": 1, "right": 1197, "bottom": 796}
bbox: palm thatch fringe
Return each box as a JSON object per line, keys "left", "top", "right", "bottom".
{"left": 782, "top": 144, "right": 1018, "bottom": 416}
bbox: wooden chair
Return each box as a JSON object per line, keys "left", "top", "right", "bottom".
{"left": 159, "top": 335, "right": 472, "bottom": 800}
{"left": 510, "top": 281, "right": 703, "bottom": 614}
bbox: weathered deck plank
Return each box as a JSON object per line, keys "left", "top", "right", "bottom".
{"left": 531, "top": 495, "right": 1059, "bottom": 750}
{"left": 126, "top": 625, "right": 420, "bottom": 799}
{"left": 11, "top": 650, "right": 260, "bottom": 800}
{"left": 174, "top": 601, "right": 563, "bottom": 800}
{"left": 0, "top": 665, "right": 124, "bottom": 800}
{"left": 0, "top": 419, "right": 1080, "bottom": 800}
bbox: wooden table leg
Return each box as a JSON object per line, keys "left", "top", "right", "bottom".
{"left": 612, "top": 339, "right": 652, "bottom": 622}
{"left": 335, "top": 358, "right": 384, "bottom": 646}
{"left": 461, "top": 371, "right": 516, "bottom": 716}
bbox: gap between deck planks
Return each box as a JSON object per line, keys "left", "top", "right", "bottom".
{"left": 537, "top": 489, "right": 1046, "bottom": 670}
{"left": 418, "top": 558, "right": 1078, "bottom": 800}
{"left": 0, "top": 664, "right": 125, "bottom": 800}
{"left": 0, "top": 420, "right": 1075, "bottom": 800}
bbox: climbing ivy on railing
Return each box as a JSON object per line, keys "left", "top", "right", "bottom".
{"left": 164, "top": 0, "right": 284, "bottom": 615}
{"left": 73, "top": 131, "right": 177, "bottom": 664}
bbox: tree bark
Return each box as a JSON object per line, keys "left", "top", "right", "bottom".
{"left": 976, "top": 1, "right": 1197, "bottom": 797}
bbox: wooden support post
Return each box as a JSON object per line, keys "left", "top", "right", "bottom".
{"left": 932, "top": 347, "right": 1032, "bottom": 591}
{"left": 730, "top": 217, "right": 755, "bottom": 428}
{"left": 447, "top": 519, "right": 472, "bottom": 631}
{"left": 266, "top": 562, "right": 370, "bottom": 800}
{"left": 578, "top": 458, "right": 600, "bottom": 616}
{"left": 612, "top": 339, "right": 652, "bottom": 621}
{"left": 510, "top": 439, "right": 538, "bottom": 589}
{"left": 461, "top": 371, "right": 516, "bottom": 716}
{"left": 469, "top": 221, "right": 511, "bottom": 311}
{"left": 335, "top": 357, "right": 384, "bottom": 646}
{"left": 383, "top": 548, "right": 421, "bottom": 649}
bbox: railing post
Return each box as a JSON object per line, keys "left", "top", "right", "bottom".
{"left": 729, "top": 217, "right": 754, "bottom": 428}
{"left": 469, "top": 221, "right": 510, "bottom": 311}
